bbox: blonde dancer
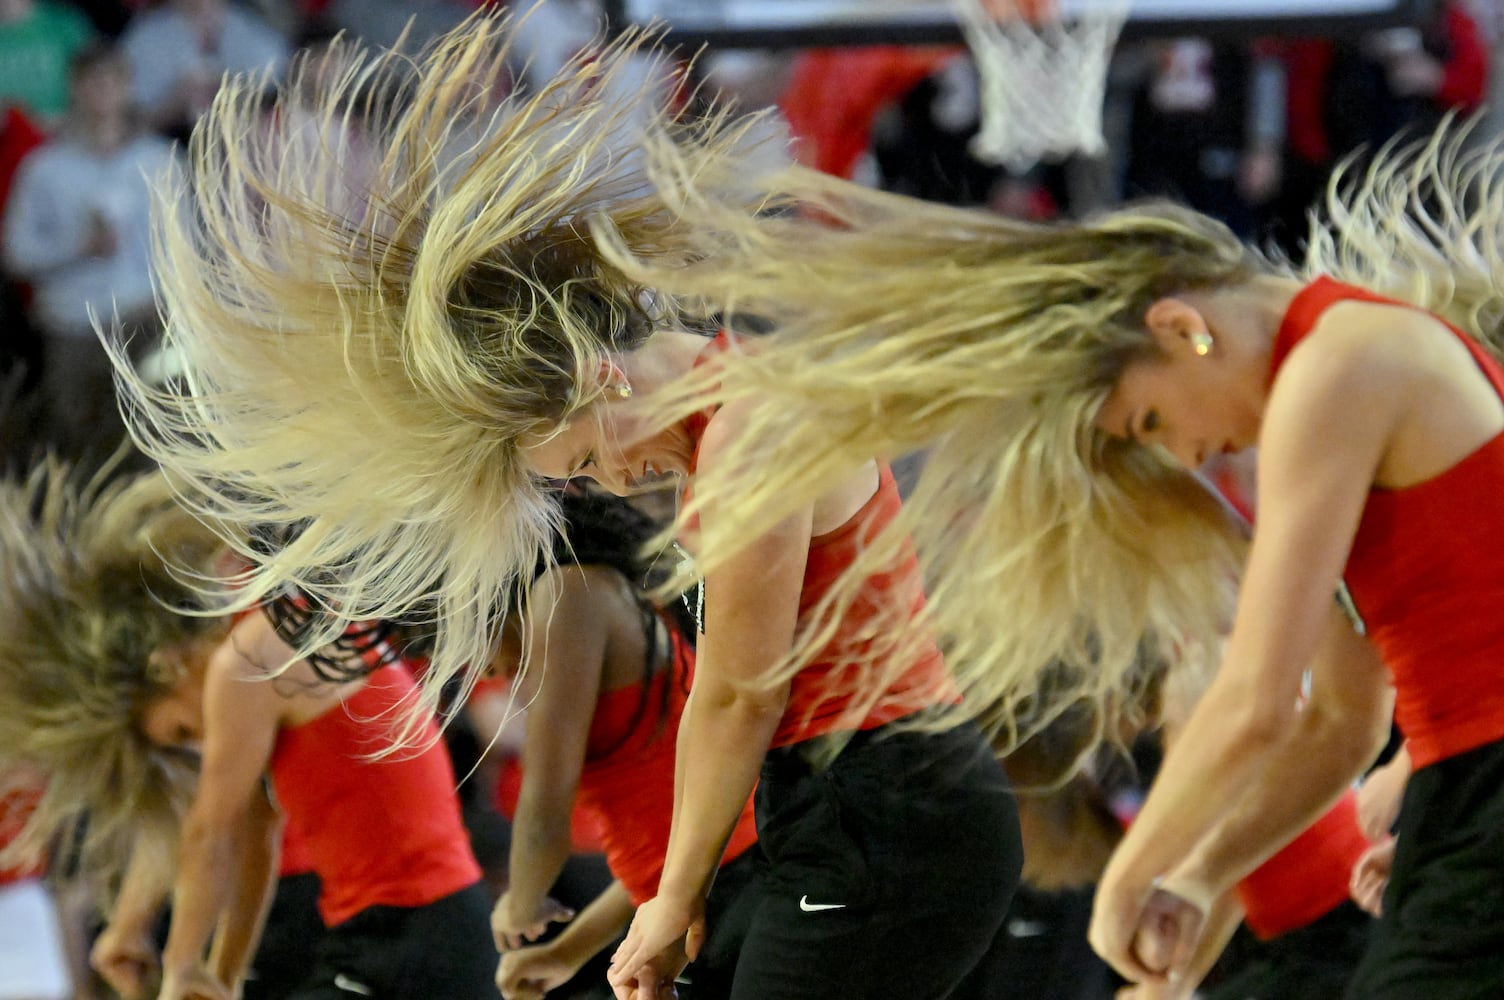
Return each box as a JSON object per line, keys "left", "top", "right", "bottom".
{"left": 112, "top": 16, "right": 1020, "bottom": 1000}
{"left": 596, "top": 124, "right": 1504, "bottom": 998}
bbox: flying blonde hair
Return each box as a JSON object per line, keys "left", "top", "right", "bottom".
{"left": 0, "top": 463, "right": 220, "bottom": 894}
{"left": 109, "top": 13, "right": 772, "bottom": 730}
{"left": 597, "top": 121, "right": 1504, "bottom": 748}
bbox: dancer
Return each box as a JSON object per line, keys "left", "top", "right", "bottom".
{"left": 0, "top": 464, "right": 499, "bottom": 1000}
{"left": 487, "top": 489, "right": 760, "bottom": 1000}
{"left": 584, "top": 125, "right": 1504, "bottom": 997}
{"left": 109, "top": 17, "right": 1021, "bottom": 999}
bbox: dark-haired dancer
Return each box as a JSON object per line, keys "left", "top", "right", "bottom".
{"left": 486, "top": 490, "right": 760, "bottom": 1000}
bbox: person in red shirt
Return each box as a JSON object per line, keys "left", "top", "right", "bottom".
{"left": 482, "top": 490, "right": 761, "bottom": 1000}
{"left": 0, "top": 465, "right": 498, "bottom": 1000}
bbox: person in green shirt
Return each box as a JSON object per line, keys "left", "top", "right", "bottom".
{"left": 0, "top": 0, "right": 93, "bottom": 126}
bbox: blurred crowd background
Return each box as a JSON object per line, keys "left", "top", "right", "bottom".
{"left": 0, "top": 2, "right": 1493, "bottom": 998}
{"left": 1, "top": 0, "right": 1501, "bottom": 474}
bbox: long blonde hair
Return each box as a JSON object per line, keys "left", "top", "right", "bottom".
{"left": 0, "top": 463, "right": 220, "bottom": 892}
{"left": 108, "top": 13, "right": 769, "bottom": 727}
{"left": 600, "top": 122, "right": 1504, "bottom": 747}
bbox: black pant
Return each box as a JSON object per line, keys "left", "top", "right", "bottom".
{"left": 1203, "top": 901, "right": 1371, "bottom": 1000}
{"left": 728, "top": 721, "right": 1021, "bottom": 1000}
{"left": 245, "top": 874, "right": 324, "bottom": 1000}
{"left": 1346, "top": 738, "right": 1504, "bottom": 999}
{"left": 288, "top": 882, "right": 501, "bottom": 1000}
{"left": 675, "top": 847, "right": 763, "bottom": 999}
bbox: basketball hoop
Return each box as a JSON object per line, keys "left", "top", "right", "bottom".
{"left": 957, "top": 0, "right": 1130, "bottom": 171}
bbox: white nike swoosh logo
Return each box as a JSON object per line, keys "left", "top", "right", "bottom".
{"left": 799, "top": 895, "right": 847, "bottom": 912}
{"left": 333, "top": 973, "right": 374, "bottom": 996}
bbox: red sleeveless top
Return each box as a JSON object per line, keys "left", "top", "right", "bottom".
{"left": 1272, "top": 277, "right": 1504, "bottom": 769}
{"left": 277, "top": 816, "right": 314, "bottom": 877}
{"left": 268, "top": 665, "right": 481, "bottom": 926}
{"left": 575, "top": 624, "right": 759, "bottom": 905}
{"left": 684, "top": 333, "right": 955, "bottom": 749}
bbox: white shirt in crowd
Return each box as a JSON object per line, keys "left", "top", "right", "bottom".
{"left": 121, "top": 3, "right": 288, "bottom": 120}
{"left": 3, "top": 134, "right": 177, "bottom": 336}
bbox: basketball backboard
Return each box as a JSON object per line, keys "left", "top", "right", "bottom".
{"left": 603, "top": 0, "right": 1438, "bottom": 48}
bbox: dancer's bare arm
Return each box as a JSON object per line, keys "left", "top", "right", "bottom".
{"left": 160, "top": 637, "right": 286, "bottom": 996}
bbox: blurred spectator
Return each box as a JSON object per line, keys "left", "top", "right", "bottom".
{"left": 324, "top": 0, "right": 473, "bottom": 55}
{"left": 0, "top": 0, "right": 95, "bottom": 127}
{"left": 871, "top": 54, "right": 1011, "bottom": 205}
{"left": 0, "top": 103, "right": 40, "bottom": 214}
{"left": 1269, "top": 0, "right": 1489, "bottom": 254}
{"left": 68, "top": 0, "right": 139, "bottom": 38}
{"left": 121, "top": 0, "right": 289, "bottom": 141}
{"left": 1366, "top": 0, "right": 1490, "bottom": 132}
{"left": 2, "top": 42, "right": 175, "bottom": 462}
{"left": 1123, "top": 38, "right": 1285, "bottom": 238}
{"left": 781, "top": 45, "right": 960, "bottom": 184}
{"left": 0, "top": 103, "right": 44, "bottom": 421}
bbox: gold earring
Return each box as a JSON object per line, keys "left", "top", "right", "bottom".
{"left": 613, "top": 383, "right": 633, "bottom": 399}
{"left": 1192, "top": 333, "right": 1213, "bottom": 357}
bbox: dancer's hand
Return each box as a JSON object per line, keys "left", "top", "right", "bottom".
{"left": 91, "top": 921, "right": 160, "bottom": 999}
{"left": 1131, "top": 878, "right": 1208, "bottom": 982}
{"left": 156, "top": 964, "right": 230, "bottom": 1000}
{"left": 497, "top": 941, "right": 579, "bottom": 1000}
{"left": 1350, "top": 837, "right": 1396, "bottom": 917}
{"left": 1092, "top": 867, "right": 1209, "bottom": 986}
{"left": 493, "top": 892, "right": 576, "bottom": 951}
{"left": 607, "top": 894, "right": 699, "bottom": 1000}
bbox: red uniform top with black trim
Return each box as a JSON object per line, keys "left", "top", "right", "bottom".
{"left": 575, "top": 622, "right": 759, "bottom": 905}
{"left": 684, "top": 332, "right": 956, "bottom": 749}
{"left": 268, "top": 664, "right": 481, "bottom": 926}
{"left": 1271, "top": 276, "right": 1504, "bottom": 769}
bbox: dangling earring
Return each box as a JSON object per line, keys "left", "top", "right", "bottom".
{"left": 1191, "top": 332, "right": 1213, "bottom": 357}
{"left": 612, "top": 382, "right": 633, "bottom": 400}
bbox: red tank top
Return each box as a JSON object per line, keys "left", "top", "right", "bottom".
{"left": 1272, "top": 277, "right": 1504, "bottom": 768}
{"left": 268, "top": 665, "right": 481, "bottom": 925}
{"left": 684, "top": 333, "right": 955, "bottom": 748}
{"left": 277, "top": 815, "right": 314, "bottom": 878}
{"left": 575, "top": 624, "right": 759, "bottom": 905}
{"left": 1234, "top": 789, "right": 1369, "bottom": 939}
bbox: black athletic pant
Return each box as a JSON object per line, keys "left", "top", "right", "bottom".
{"left": 1346, "top": 737, "right": 1504, "bottom": 999}
{"left": 675, "top": 847, "right": 763, "bottom": 999}
{"left": 728, "top": 721, "right": 1021, "bottom": 1000}
{"left": 244, "top": 873, "right": 323, "bottom": 1000}
{"left": 1202, "top": 901, "right": 1371, "bottom": 1000}
{"left": 287, "top": 882, "right": 501, "bottom": 999}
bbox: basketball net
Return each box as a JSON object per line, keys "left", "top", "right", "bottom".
{"left": 957, "top": 0, "right": 1130, "bottom": 171}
